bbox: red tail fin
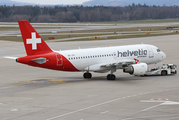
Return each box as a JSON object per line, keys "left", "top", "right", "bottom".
{"left": 18, "top": 20, "right": 52, "bottom": 56}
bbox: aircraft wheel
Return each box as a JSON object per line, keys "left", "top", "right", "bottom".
{"left": 107, "top": 74, "right": 116, "bottom": 80}
{"left": 83, "top": 73, "right": 92, "bottom": 79}
{"left": 107, "top": 74, "right": 110, "bottom": 80}
{"left": 87, "top": 73, "right": 92, "bottom": 78}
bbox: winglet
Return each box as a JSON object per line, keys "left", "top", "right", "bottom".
{"left": 18, "top": 20, "right": 52, "bottom": 56}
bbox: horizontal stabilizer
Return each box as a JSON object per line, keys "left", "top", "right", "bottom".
{"left": 4, "top": 56, "right": 18, "bottom": 60}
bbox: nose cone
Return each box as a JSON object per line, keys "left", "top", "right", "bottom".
{"left": 161, "top": 52, "right": 166, "bottom": 60}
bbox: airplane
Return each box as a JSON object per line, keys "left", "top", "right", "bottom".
{"left": 6, "top": 20, "right": 166, "bottom": 80}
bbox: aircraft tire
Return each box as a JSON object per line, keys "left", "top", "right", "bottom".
{"left": 107, "top": 74, "right": 116, "bottom": 80}
{"left": 83, "top": 73, "right": 92, "bottom": 79}
{"left": 87, "top": 73, "right": 92, "bottom": 78}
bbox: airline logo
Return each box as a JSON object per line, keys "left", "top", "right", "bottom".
{"left": 134, "top": 58, "right": 139, "bottom": 64}
{"left": 117, "top": 49, "right": 147, "bottom": 58}
{"left": 26, "top": 32, "right": 41, "bottom": 50}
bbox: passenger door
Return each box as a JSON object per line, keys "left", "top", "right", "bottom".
{"left": 147, "top": 46, "right": 154, "bottom": 58}
{"left": 56, "top": 53, "right": 63, "bottom": 66}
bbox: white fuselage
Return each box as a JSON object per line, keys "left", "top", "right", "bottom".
{"left": 57, "top": 44, "right": 166, "bottom": 72}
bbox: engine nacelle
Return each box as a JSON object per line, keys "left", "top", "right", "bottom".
{"left": 123, "top": 63, "right": 148, "bottom": 75}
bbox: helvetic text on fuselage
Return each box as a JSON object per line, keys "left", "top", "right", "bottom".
{"left": 117, "top": 49, "right": 147, "bottom": 58}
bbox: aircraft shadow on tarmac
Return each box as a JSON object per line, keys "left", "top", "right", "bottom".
{"left": 18, "top": 75, "right": 168, "bottom": 85}
{"left": 0, "top": 74, "right": 175, "bottom": 96}
{"left": 14, "top": 76, "right": 143, "bottom": 86}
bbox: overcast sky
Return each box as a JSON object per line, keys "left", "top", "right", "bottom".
{"left": 12, "top": 0, "right": 90, "bottom": 5}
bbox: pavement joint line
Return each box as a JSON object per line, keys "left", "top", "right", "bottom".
{"left": 10, "top": 109, "right": 19, "bottom": 112}
{"left": 140, "top": 99, "right": 179, "bottom": 112}
{"left": 120, "top": 114, "right": 179, "bottom": 120}
{"left": 141, "top": 104, "right": 162, "bottom": 112}
{"left": 46, "top": 88, "right": 178, "bottom": 120}
{"left": 100, "top": 111, "right": 109, "bottom": 114}
{"left": 46, "top": 98, "right": 122, "bottom": 120}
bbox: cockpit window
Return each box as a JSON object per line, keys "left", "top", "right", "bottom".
{"left": 157, "top": 49, "right": 161, "bottom": 52}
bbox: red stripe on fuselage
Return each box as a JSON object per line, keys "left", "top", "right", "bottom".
{"left": 60, "top": 54, "right": 79, "bottom": 71}
{"left": 17, "top": 52, "right": 79, "bottom": 72}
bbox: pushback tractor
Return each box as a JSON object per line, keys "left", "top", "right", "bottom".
{"left": 145, "top": 64, "right": 177, "bottom": 76}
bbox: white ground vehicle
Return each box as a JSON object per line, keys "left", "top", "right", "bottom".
{"left": 145, "top": 64, "right": 177, "bottom": 76}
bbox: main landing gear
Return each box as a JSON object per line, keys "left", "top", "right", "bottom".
{"left": 83, "top": 72, "right": 92, "bottom": 79}
{"left": 107, "top": 74, "right": 116, "bottom": 80}
{"left": 83, "top": 66, "right": 117, "bottom": 80}
{"left": 83, "top": 72, "right": 116, "bottom": 80}
{"left": 107, "top": 66, "right": 116, "bottom": 80}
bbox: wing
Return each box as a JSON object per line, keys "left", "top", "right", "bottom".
{"left": 100, "top": 59, "right": 135, "bottom": 68}
{"left": 84, "top": 59, "right": 136, "bottom": 73}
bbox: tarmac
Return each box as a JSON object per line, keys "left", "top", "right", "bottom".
{"left": 0, "top": 35, "right": 179, "bottom": 120}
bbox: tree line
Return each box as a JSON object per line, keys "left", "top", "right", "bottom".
{"left": 0, "top": 4, "right": 179, "bottom": 22}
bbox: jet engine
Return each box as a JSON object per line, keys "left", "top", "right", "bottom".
{"left": 123, "top": 63, "right": 148, "bottom": 75}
